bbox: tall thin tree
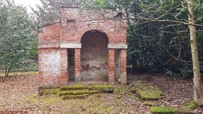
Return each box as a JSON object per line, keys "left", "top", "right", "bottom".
{"left": 188, "top": 0, "right": 203, "bottom": 105}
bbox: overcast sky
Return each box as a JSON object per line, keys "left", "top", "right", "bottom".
{"left": 14, "top": 0, "right": 41, "bottom": 12}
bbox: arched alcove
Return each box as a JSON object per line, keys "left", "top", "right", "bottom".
{"left": 80, "top": 30, "right": 108, "bottom": 81}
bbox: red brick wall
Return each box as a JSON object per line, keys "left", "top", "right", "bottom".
{"left": 60, "top": 8, "right": 126, "bottom": 43}
{"left": 108, "top": 49, "right": 115, "bottom": 84}
{"left": 60, "top": 49, "right": 68, "bottom": 85}
{"left": 38, "top": 49, "right": 61, "bottom": 86}
{"left": 38, "top": 23, "right": 60, "bottom": 48}
{"left": 38, "top": 7, "right": 127, "bottom": 86}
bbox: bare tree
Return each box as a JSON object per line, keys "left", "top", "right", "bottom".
{"left": 188, "top": 0, "right": 203, "bottom": 106}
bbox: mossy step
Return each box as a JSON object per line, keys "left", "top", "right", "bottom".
{"left": 38, "top": 88, "right": 60, "bottom": 96}
{"left": 150, "top": 106, "right": 195, "bottom": 114}
{"left": 58, "top": 90, "right": 100, "bottom": 96}
{"left": 38, "top": 84, "right": 114, "bottom": 97}
{"left": 150, "top": 106, "right": 177, "bottom": 114}
{"left": 60, "top": 85, "right": 88, "bottom": 91}
{"left": 131, "top": 85, "right": 164, "bottom": 101}
{"left": 113, "top": 87, "right": 128, "bottom": 95}
{"left": 90, "top": 85, "right": 114, "bottom": 93}
{"left": 62, "top": 94, "right": 89, "bottom": 100}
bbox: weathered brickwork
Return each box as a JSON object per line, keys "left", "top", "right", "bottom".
{"left": 38, "top": 7, "right": 127, "bottom": 86}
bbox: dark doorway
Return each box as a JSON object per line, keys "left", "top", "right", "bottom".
{"left": 68, "top": 49, "right": 75, "bottom": 81}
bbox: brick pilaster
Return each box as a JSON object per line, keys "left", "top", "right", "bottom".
{"left": 108, "top": 49, "right": 115, "bottom": 84}
{"left": 75, "top": 48, "right": 81, "bottom": 82}
{"left": 120, "top": 49, "right": 127, "bottom": 84}
{"left": 60, "top": 49, "right": 68, "bottom": 85}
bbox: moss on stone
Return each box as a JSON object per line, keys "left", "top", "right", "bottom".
{"left": 113, "top": 87, "right": 127, "bottom": 95}
{"left": 176, "top": 110, "right": 195, "bottom": 114}
{"left": 58, "top": 90, "right": 99, "bottom": 96}
{"left": 150, "top": 106, "right": 177, "bottom": 114}
{"left": 39, "top": 84, "right": 115, "bottom": 100}
{"left": 60, "top": 84, "right": 88, "bottom": 91}
{"left": 39, "top": 88, "right": 60, "bottom": 96}
{"left": 131, "top": 85, "right": 164, "bottom": 101}
{"left": 62, "top": 94, "right": 89, "bottom": 100}
{"left": 186, "top": 100, "right": 199, "bottom": 110}
{"left": 90, "top": 85, "right": 114, "bottom": 93}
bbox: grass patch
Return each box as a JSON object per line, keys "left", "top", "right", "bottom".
{"left": 150, "top": 106, "right": 177, "bottom": 114}
{"left": 113, "top": 87, "right": 127, "bottom": 95}
{"left": 186, "top": 100, "right": 199, "bottom": 110}
{"left": 0, "top": 71, "right": 38, "bottom": 76}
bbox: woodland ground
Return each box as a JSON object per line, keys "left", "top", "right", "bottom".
{"left": 0, "top": 74, "right": 202, "bottom": 114}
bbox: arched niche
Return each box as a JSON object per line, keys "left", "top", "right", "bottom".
{"left": 80, "top": 30, "right": 109, "bottom": 81}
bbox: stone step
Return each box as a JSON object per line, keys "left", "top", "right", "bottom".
{"left": 89, "top": 85, "right": 114, "bottom": 93}
{"left": 150, "top": 106, "right": 195, "bottom": 114}
{"left": 59, "top": 84, "right": 114, "bottom": 93}
{"left": 38, "top": 84, "right": 114, "bottom": 100}
{"left": 38, "top": 88, "right": 60, "bottom": 96}
{"left": 62, "top": 94, "right": 90, "bottom": 100}
{"left": 60, "top": 85, "right": 89, "bottom": 91}
{"left": 58, "top": 90, "right": 100, "bottom": 96}
{"left": 130, "top": 84, "right": 164, "bottom": 101}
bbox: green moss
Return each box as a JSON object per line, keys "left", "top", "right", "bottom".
{"left": 150, "top": 106, "right": 177, "bottom": 114}
{"left": 132, "top": 86, "right": 164, "bottom": 101}
{"left": 132, "top": 81, "right": 148, "bottom": 86}
{"left": 39, "top": 88, "right": 60, "bottom": 96}
{"left": 39, "top": 84, "right": 115, "bottom": 101}
{"left": 62, "top": 94, "right": 89, "bottom": 100}
{"left": 28, "top": 95, "right": 62, "bottom": 105}
{"left": 143, "top": 101, "right": 154, "bottom": 106}
{"left": 116, "top": 95, "right": 121, "bottom": 99}
{"left": 42, "top": 96, "right": 62, "bottom": 104}
{"left": 58, "top": 90, "right": 99, "bottom": 96}
{"left": 186, "top": 100, "right": 199, "bottom": 110}
{"left": 113, "top": 87, "right": 126, "bottom": 95}
{"left": 90, "top": 85, "right": 114, "bottom": 93}
{"left": 0, "top": 71, "right": 38, "bottom": 76}
{"left": 60, "top": 84, "right": 114, "bottom": 92}
{"left": 60, "top": 84, "right": 88, "bottom": 91}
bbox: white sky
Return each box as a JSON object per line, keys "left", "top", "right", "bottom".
{"left": 14, "top": 0, "right": 41, "bottom": 12}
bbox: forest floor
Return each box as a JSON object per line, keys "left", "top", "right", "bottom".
{"left": 0, "top": 74, "right": 202, "bottom": 114}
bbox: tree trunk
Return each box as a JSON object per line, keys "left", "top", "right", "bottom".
{"left": 188, "top": 0, "right": 203, "bottom": 106}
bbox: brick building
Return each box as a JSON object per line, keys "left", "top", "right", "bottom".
{"left": 38, "top": 6, "right": 127, "bottom": 86}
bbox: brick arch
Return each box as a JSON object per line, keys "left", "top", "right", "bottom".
{"left": 80, "top": 30, "right": 109, "bottom": 43}
{"left": 80, "top": 30, "right": 109, "bottom": 81}
{"left": 76, "top": 27, "right": 112, "bottom": 42}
